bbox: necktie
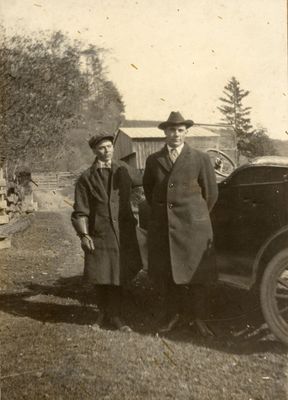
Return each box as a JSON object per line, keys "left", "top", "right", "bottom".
{"left": 169, "top": 148, "right": 178, "bottom": 164}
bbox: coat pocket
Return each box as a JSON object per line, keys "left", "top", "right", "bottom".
{"left": 191, "top": 199, "right": 210, "bottom": 222}
{"left": 92, "top": 215, "right": 111, "bottom": 235}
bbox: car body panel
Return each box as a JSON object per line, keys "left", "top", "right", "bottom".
{"left": 211, "top": 156, "right": 288, "bottom": 289}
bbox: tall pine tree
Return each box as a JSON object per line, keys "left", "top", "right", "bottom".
{"left": 218, "top": 77, "right": 253, "bottom": 156}
{"left": 218, "top": 77, "right": 277, "bottom": 159}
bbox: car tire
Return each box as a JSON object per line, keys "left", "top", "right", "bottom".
{"left": 260, "top": 249, "right": 288, "bottom": 346}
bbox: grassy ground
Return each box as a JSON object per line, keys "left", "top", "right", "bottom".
{"left": 0, "top": 211, "right": 287, "bottom": 399}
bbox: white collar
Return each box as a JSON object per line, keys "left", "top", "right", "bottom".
{"left": 167, "top": 143, "right": 184, "bottom": 155}
{"left": 95, "top": 159, "right": 112, "bottom": 169}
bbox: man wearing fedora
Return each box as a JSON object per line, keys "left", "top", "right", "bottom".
{"left": 71, "top": 132, "right": 142, "bottom": 331}
{"left": 143, "top": 112, "right": 218, "bottom": 334}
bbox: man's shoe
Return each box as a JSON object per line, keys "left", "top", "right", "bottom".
{"left": 159, "top": 313, "right": 180, "bottom": 333}
{"left": 90, "top": 310, "right": 105, "bottom": 330}
{"left": 96, "top": 310, "right": 105, "bottom": 326}
{"left": 110, "top": 316, "right": 132, "bottom": 332}
{"left": 195, "top": 319, "right": 214, "bottom": 337}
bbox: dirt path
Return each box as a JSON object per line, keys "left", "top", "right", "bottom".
{"left": 0, "top": 211, "right": 287, "bottom": 399}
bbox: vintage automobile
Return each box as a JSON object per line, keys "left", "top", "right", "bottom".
{"left": 138, "top": 152, "right": 288, "bottom": 345}
{"left": 209, "top": 153, "right": 288, "bottom": 345}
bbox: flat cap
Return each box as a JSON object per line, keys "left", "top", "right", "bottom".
{"left": 88, "top": 132, "right": 115, "bottom": 149}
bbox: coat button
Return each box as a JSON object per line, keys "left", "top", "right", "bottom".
{"left": 169, "top": 183, "right": 174, "bottom": 188}
{"left": 168, "top": 203, "right": 173, "bottom": 209}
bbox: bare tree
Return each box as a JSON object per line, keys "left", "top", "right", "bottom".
{"left": 0, "top": 29, "right": 125, "bottom": 174}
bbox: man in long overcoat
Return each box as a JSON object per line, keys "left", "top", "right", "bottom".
{"left": 143, "top": 112, "right": 218, "bottom": 333}
{"left": 71, "top": 132, "right": 142, "bottom": 331}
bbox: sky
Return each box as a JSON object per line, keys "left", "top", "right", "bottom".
{"left": 0, "top": 0, "right": 287, "bottom": 139}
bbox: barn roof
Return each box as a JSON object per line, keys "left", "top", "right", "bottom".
{"left": 119, "top": 125, "right": 226, "bottom": 139}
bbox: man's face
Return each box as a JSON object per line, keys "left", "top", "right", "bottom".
{"left": 164, "top": 124, "right": 187, "bottom": 148}
{"left": 92, "top": 139, "right": 114, "bottom": 162}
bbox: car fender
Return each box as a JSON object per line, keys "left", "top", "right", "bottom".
{"left": 251, "top": 224, "right": 288, "bottom": 286}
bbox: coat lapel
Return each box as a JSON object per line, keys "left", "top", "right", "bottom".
{"left": 88, "top": 160, "right": 121, "bottom": 201}
{"left": 155, "top": 146, "right": 173, "bottom": 172}
{"left": 87, "top": 161, "right": 109, "bottom": 201}
{"left": 109, "top": 161, "right": 120, "bottom": 195}
{"left": 156, "top": 143, "right": 195, "bottom": 173}
{"left": 169, "top": 143, "right": 195, "bottom": 175}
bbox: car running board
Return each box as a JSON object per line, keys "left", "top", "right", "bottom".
{"left": 218, "top": 273, "right": 252, "bottom": 290}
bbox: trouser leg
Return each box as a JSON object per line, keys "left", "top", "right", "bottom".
{"left": 95, "top": 285, "right": 109, "bottom": 312}
{"left": 106, "top": 286, "right": 122, "bottom": 318}
{"left": 190, "top": 284, "right": 214, "bottom": 336}
{"left": 157, "top": 275, "right": 187, "bottom": 332}
{"left": 165, "top": 280, "right": 187, "bottom": 316}
{"left": 159, "top": 270, "right": 187, "bottom": 317}
{"left": 106, "top": 286, "right": 131, "bottom": 331}
{"left": 191, "top": 284, "right": 209, "bottom": 319}
{"left": 95, "top": 285, "right": 123, "bottom": 316}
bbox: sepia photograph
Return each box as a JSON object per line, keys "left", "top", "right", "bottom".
{"left": 0, "top": 0, "right": 287, "bottom": 399}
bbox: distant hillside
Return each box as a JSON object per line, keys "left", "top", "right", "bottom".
{"left": 272, "top": 139, "right": 288, "bottom": 157}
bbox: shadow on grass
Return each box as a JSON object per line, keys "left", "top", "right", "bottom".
{"left": 0, "top": 275, "right": 286, "bottom": 355}
{"left": 0, "top": 276, "right": 98, "bottom": 325}
{"left": 128, "top": 283, "right": 287, "bottom": 355}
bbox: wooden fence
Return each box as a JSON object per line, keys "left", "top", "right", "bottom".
{"left": 31, "top": 172, "right": 77, "bottom": 190}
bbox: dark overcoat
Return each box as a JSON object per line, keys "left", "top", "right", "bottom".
{"left": 143, "top": 143, "right": 218, "bottom": 285}
{"left": 71, "top": 160, "right": 142, "bottom": 286}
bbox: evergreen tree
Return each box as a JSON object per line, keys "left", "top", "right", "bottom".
{"left": 218, "top": 77, "right": 254, "bottom": 156}
{"left": 218, "top": 77, "right": 277, "bottom": 159}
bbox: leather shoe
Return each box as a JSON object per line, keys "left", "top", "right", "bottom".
{"left": 195, "top": 319, "right": 214, "bottom": 337}
{"left": 96, "top": 310, "right": 105, "bottom": 326}
{"left": 92, "top": 311, "right": 106, "bottom": 329}
{"left": 90, "top": 310, "right": 105, "bottom": 330}
{"left": 159, "top": 313, "right": 180, "bottom": 333}
{"left": 110, "top": 316, "right": 132, "bottom": 332}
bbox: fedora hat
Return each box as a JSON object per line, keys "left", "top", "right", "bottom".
{"left": 158, "top": 111, "right": 194, "bottom": 130}
{"left": 88, "top": 132, "right": 114, "bottom": 149}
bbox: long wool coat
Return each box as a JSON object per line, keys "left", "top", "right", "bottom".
{"left": 143, "top": 143, "right": 218, "bottom": 285}
{"left": 71, "top": 160, "right": 142, "bottom": 286}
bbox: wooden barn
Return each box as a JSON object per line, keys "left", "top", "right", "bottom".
{"left": 113, "top": 122, "right": 237, "bottom": 170}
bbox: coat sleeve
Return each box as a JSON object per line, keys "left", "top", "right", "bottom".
{"left": 198, "top": 153, "right": 218, "bottom": 212}
{"left": 143, "top": 156, "right": 155, "bottom": 206}
{"left": 71, "top": 176, "right": 90, "bottom": 227}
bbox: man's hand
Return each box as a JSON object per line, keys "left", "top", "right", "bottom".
{"left": 81, "top": 235, "right": 95, "bottom": 252}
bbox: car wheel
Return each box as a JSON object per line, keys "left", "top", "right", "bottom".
{"left": 260, "top": 249, "right": 288, "bottom": 346}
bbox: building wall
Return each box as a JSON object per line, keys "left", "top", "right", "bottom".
{"left": 132, "top": 137, "right": 221, "bottom": 169}
{"left": 113, "top": 130, "right": 134, "bottom": 161}
{"left": 132, "top": 140, "right": 164, "bottom": 169}
{"left": 114, "top": 128, "right": 237, "bottom": 170}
